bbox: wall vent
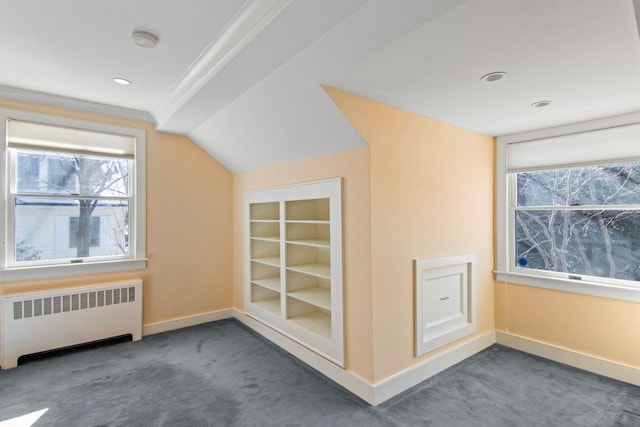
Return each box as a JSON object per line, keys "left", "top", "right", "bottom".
{"left": 11, "top": 287, "right": 136, "bottom": 321}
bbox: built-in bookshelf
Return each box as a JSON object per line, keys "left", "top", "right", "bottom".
{"left": 243, "top": 178, "right": 343, "bottom": 366}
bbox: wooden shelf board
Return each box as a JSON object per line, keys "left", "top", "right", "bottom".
{"left": 253, "top": 299, "right": 281, "bottom": 316}
{"left": 285, "top": 220, "right": 330, "bottom": 224}
{"left": 252, "top": 277, "right": 281, "bottom": 292}
{"left": 251, "top": 256, "right": 281, "bottom": 267}
{"left": 287, "top": 287, "right": 331, "bottom": 311}
{"left": 286, "top": 239, "right": 330, "bottom": 248}
{"left": 289, "top": 311, "right": 331, "bottom": 339}
{"left": 286, "top": 263, "right": 330, "bottom": 279}
{"left": 251, "top": 236, "right": 280, "bottom": 242}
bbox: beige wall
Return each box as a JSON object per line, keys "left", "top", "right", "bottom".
{"left": 325, "top": 87, "right": 495, "bottom": 381}
{"left": 233, "top": 147, "right": 374, "bottom": 382}
{"left": 0, "top": 99, "right": 234, "bottom": 327}
{"left": 6, "top": 91, "right": 635, "bottom": 386}
{"left": 233, "top": 87, "right": 495, "bottom": 383}
{"left": 495, "top": 281, "right": 640, "bottom": 368}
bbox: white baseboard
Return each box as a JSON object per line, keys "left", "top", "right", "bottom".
{"left": 496, "top": 331, "right": 640, "bottom": 387}
{"left": 233, "top": 309, "right": 495, "bottom": 405}
{"left": 143, "top": 309, "right": 234, "bottom": 336}
{"left": 373, "top": 331, "right": 496, "bottom": 404}
{"left": 143, "top": 314, "right": 639, "bottom": 402}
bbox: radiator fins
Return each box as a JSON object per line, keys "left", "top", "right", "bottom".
{"left": 12, "top": 286, "right": 136, "bottom": 320}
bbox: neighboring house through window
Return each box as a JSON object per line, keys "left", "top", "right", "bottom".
{"left": 69, "top": 216, "right": 100, "bottom": 248}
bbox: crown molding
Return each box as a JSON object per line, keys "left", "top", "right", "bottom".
{"left": 634, "top": 0, "right": 640, "bottom": 38}
{"left": 152, "top": 0, "right": 293, "bottom": 130}
{"left": 0, "top": 85, "right": 154, "bottom": 123}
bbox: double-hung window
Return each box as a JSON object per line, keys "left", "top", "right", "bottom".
{"left": 496, "top": 119, "right": 640, "bottom": 301}
{"left": 1, "top": 109, "right": 146, "bottom": 281}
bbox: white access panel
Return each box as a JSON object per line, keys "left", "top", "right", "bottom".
{"left": 415, "top": 253, "right": 476, "bottom": 356}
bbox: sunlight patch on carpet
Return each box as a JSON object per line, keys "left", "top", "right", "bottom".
{"left": 0, "top": 408, "right": 48, "bottom": 427}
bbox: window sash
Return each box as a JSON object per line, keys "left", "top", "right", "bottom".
{"left": 515, "top": 205, "right": 640, "bottom": 211}
{"left": 7, "top": 141, "right": 134, "bottom": 267}
{"left": 508, "top": 173, "right": 640, "bottom": 285}
{"left": 10, "top": 148, "right": 132, "bottom": 198}
{"left": 8, "top": 193, "right": 133, "bottom": 267}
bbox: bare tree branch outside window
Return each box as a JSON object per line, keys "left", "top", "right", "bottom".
{"left": 15, "top": 150, "right": 129, "bottom": 262}
{"left": 515, "top": 162, "right": 640, "bottom": 281}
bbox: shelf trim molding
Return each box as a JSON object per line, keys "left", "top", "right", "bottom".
{"left": 287, "top": 287, "right": 331, "bottom": 310}
{"left": 250, "top": 257, "right": 281, "bottom": 267}
{"left": 286, "top": 263, "right": 331, "bottom": 279}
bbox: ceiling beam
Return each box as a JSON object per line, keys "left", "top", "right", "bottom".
{"left": 634, "top": 0, "right": 640, "bottom": 38}
{"left": 152, "top": 0, "right": 293, "bottom": 131}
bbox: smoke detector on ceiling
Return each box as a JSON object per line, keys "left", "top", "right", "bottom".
{"left": 480, "top": 71, "right": 507, "bottom": 82}
{"left": 132, "top": 30, "right": 159, "bottom": 49}
{"left": 531, "top": 100, "right": 553, "bottom": 108}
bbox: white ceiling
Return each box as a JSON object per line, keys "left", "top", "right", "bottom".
{"left": 1, "top": 0, "right": 639, "bottom": 172}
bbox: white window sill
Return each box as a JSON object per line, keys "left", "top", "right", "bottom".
{"left": 494, "top": 271, "right": 640, "bottom": 303}
{"left": 0, "top": 259, "right": 147, "bottom": 282}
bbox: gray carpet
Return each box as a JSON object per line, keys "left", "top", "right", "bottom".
{"left": 0, "top": 319, "right": 638, "bottom": 426}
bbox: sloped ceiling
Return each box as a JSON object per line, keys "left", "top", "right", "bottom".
{"left": 1, "top": 0, "right": 639, "bottom": 172}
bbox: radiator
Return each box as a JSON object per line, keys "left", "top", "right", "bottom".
{"left": 1, "top": 279, "right": 142, "bottom": 369}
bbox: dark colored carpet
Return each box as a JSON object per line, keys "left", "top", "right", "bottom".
{"left": 0, "top": 319, "right": 638, "bottom": 426}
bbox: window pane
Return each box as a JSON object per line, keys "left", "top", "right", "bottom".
{"left": 517, "top": 162, "right": 640, "bottom": 207}
{"left": 69, "top": 217, "right": 100, "bottom": 248}
{"left": 515, "top": 210, "right": 640, "bottom": 281}
{"left": 15, "top": 197, "right": 129, "bottom": 263}
{"left": 15, "top": 149, "right": 129, "bottom": 197}
{"left": 17, "top": 153, "right": 40, "bottom": 192}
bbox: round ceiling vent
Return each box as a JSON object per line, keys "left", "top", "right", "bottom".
{"left": 480, "top": 71, "right": 507, "bottom": 82}
{"left": 132, "top": 30, "right": 159, "bottom": 49}
{"left": 531, "top": 100, "right": 553, "bottom": 108}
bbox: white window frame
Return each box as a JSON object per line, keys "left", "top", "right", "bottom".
{"left": 0, "top": 108, "right": 146, "bottom": 281}
{"left": 496, "top": 112, "right": 640, "bottom": 303}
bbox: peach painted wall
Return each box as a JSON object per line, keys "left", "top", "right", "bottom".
{"left": 0, "top": 99, "right": 234, "bottom": 327}
{"left": 495, "top": 282, "right": 640, "bottom": 368}
{"left": 325, "top": 87, "right": 495, "bottom": 381}
{"left": 233, "top": 147, "right": 374, "bottom": 382}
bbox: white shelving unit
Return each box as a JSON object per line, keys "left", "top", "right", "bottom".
{"left": 243, "top": 178, "right": 343, "bottom": 366}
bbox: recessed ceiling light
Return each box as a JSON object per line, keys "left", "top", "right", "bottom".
{"left": 113, "top": 77, "right": 132, "bottom": 85}
{"left": 132, "top": 30, "right": 159, "bottom": 49}
{"left": 531, "top": 100, "right": 553, "bottom": 108}
{"left": 480, "top": 71, "right": 507, "bottom": 82}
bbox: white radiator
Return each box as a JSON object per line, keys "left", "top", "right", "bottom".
{"left": 0, "top": 279, "right": 142, "bottom": 369}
